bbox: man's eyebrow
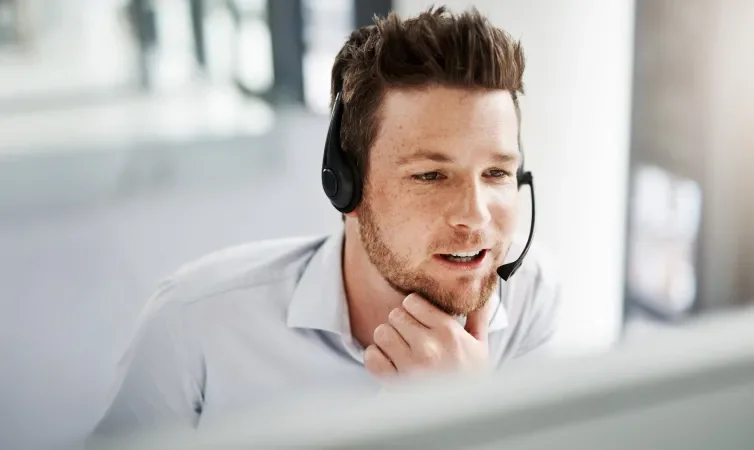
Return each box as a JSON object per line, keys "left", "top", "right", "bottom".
{"left": 395, "top": 149, "right": 520, "bottom": 165}
{"left": 490, "top": 151, "right": 520, "bottom": 164}
{"left": 396, "top": 150, "right": 454, "bottom": 165}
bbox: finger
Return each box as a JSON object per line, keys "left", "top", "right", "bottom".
{"left": 364, "top": 344, "right": 397, "bottom": 380}
{"left": 388, "top": 307, "right": 429, "bottom": 348}
{"left": 373, "top": 323, "right": 411, "bottom": 369}
{"left": 402, "top": 293, "right": 453, "bottom": 328}
{"left": 464, "top": 299, "right": 493, "bottom": 342}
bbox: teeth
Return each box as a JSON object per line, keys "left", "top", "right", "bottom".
{"left": 450, "top": 251, "right": 481, "bottom": 257}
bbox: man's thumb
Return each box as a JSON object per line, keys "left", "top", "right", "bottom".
{"left": 464, "top": 304, "right": 490, "bottom": 341}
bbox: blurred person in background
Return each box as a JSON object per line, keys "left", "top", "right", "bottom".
{"left": 90, "top": 5, "right": 560, "bottom": 438}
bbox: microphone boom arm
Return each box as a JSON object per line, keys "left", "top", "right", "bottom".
{"left": 497, "top": 172, "right": 535, "bottom": 281}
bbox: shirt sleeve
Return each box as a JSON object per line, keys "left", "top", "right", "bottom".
{"left": 88, "top": 280, "right": 206, "bottom": 440}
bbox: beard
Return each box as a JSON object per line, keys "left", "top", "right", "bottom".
{"left": 358, "top": 200, "right": 500, "bottom": 316}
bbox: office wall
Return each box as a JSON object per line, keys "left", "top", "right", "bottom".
{"left": 702, "top": 0, "right": 754, "bottom": 309}
{"left": 394, "top": 1, "right": 636, "bottom": 355}
{"left": 629, "top": 0, "right": 754, "bottom": 313}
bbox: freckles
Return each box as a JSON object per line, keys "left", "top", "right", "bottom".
{"left": 370, "top": 183, "right": 408, "bottom": 224}
{"left": 384, "top": 192, "right": 433, "bottom": 234}
{"left": 407, "top": 200, "right": 443, "bottom": 234}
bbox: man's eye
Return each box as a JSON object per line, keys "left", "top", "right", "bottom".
{"left": 486, "top": 169, "right": 511, "bottom": 178}
{"left": 412, "top": 172, "right": 444, "bottom": 182}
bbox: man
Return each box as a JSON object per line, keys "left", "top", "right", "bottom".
{"left": 91, "top": 5, "right": 560, "bottom": 437}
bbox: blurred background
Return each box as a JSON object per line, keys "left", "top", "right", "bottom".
{"left": 0, "top": 0, "right": 752, "bottom": 448}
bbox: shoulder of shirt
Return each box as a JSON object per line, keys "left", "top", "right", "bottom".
{"left": 145, "top": 234, "right": 330, "bottom": 311}
{"left": 506, "top": 234, "right": 562, "bottom": 293}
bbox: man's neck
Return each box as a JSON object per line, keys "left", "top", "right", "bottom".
{"left": 342, "top": 223, "right": 405, "bottom": 349}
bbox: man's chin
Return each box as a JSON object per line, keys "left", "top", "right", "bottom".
{"left": 431, "top": 300, "right": 482, "bottom": 317}
{"left": 383, "top": 269, "right": 497, "bottom": 315}
{"left": 424, "top": 288, "right": 488, "bottom": 316}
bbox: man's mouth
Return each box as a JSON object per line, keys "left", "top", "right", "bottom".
{"left": 439, "top": 250, "right": 487, "bottom": 263}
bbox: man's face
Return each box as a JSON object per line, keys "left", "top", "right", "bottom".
{"left": 356, "top": 86, "right": 521, "bottom": 316}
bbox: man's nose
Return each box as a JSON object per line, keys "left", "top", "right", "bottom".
{"left": 445, "top": 181, "right": 492, "bottom": 230}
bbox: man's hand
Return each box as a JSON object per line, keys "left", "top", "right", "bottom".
{"left": 364, "top": 293, "right": 491, "bottom": 382}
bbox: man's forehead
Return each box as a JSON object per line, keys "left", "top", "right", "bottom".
{"left": 372, "top": 87, "right": 519, "bottom": 152}
{"left": 380, "top": 88, "right": 515, "bottom": 122}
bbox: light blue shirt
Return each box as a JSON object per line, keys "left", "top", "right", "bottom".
{"left": 91, "top": 230, "right": 560, "bottom": 438}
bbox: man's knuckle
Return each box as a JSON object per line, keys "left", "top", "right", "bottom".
{"left": 449, "top": 325, "right": 466, "bottom": 344}
{"left": 419, "top": 340, "right": 442, "bottom": 364}
{"left": 373, "top": 324, "right": 390, "bottom": 343}
{"left": 391, "top": 307, "right": 408, "bottom": 324}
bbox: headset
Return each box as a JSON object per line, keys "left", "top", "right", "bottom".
{"left": 321, "top": 91, "right": 536, "bottom": 282}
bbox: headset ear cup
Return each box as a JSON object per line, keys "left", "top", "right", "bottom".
{"left": 322, "top": 91, "right": 364, "bottom": 213}
{"left": 322, "top": 145, "right": 362, "bottom": 213}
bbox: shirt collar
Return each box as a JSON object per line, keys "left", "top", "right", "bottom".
{"left": 287, "top": 231, "right": 509, "bottom": 336}
{"left": 287, "top": 231, "right": 350, "bottom": 335}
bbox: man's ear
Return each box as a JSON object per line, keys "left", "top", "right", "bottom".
{"left": 344, "top": 208, "right": 360, "bottom": 220}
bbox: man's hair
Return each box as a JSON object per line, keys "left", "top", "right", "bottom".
{"left": 330, "top": 5, "right": 526, "bottom": 181}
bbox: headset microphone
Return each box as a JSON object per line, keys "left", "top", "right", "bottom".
{"left": 321, "top": 90, "right": 536, "bottom": 282}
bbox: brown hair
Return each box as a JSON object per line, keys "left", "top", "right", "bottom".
{"left": 330, "top": 5, "right": 526, "bottom": 180}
